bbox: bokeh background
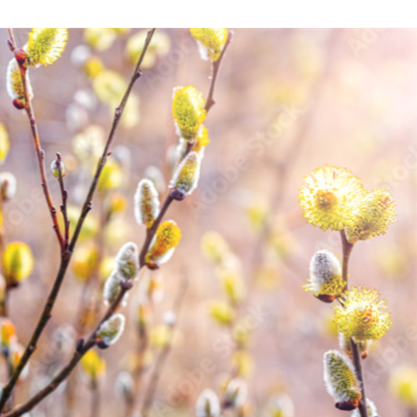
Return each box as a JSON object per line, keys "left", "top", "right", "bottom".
{"left": 0, "top": 28, "right": 417, "bottom": 416}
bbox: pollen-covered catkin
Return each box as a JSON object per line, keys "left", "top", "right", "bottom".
{"left": 169, "top": 151, "right": 201, "bottom": 200}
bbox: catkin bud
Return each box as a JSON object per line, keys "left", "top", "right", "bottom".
{"left": 0, "top": 123, "right": 10, "bottom": 164}
{"left": 96, "top": 313, "right": 125, "bottom": 348}
{"left": 2, "top": 242, "right": 34, "bottom": 286}
{"left": 6, "top": 58, "right": 33, "bottom": 107}
{"left": 303, "top": 250, "right": 344, "bottom": 303}
{"left": 115, "top": 371, "right": 135, "bottom": 400}
{"left": 266, "top": 394, "right": 294, "bottom": 417}
{"left": 81, "top": 350, "right": 106, "bottom": 379}
{"left": 103, "top": 271, "right": 128, "bottom": 307}
{"left": 0, "top": 318, "right": 17, "bottom": 353}
{"left": 224, "top": 378, "right": 248, "bottom": 408}
{"left": 196, "top": 389, "right": 221, "bottom": 417}
{"left": 169, "top": 151, "right": 201, "bottom": 200}
{"left": 323, "top": 350, "right": 361, "bottom": 410}
{"left": 190, "top": 29, "right": 229, "bottom": 62}
{"left": 145, "top": 221, "right": 181, "bottom": 267}
{"left": 26, "top": 28, "right": 68, "bottom": 67}
{"left": 389, "top": 366, "right": 417, "bottom": 407}
{"left": 134, "top": 179, "right": 160, "bottom": 228}
{"left": 208, "top": 300, "right": 233, "bottom": 325}
{"left": 351, "top": 399, "right": 378, "bottom": 417}
{"left": 51, "top": 159, "right": 66, "bottom": 178}
{"left": 115, "top": 242, "right": 139, "bottom": 281}
{"left": 172, "top": 86, "right": 206, "bottom": 140}
{"left": 0, "top": 172, "right": 17, "bottom": 201}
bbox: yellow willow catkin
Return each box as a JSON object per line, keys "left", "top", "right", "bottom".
{"left": 96, "top": 313, "right": 125, "bottom": 348}
{"left": 26, "top": 28, "right": 68, "bottom": 66}
{"left": 190, "top": 29, "right": 228, "bottom": 61}
{"left": 169, "top": 151, "right": 201, "bottom": 200}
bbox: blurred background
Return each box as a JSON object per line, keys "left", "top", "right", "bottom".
{"left": 0, "top": 28, "right": 417, "bottom": 416}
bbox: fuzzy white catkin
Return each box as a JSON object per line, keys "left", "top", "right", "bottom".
{"left": 6, "top": 59, "right": 33, "bottom": 102}
{"left": 169, "top": 151, "right": 201, "bottom": 196}
{"left": 309, "top": 250, "right": 342, "bottom": 292}
{"left": 103, "top": 271, "right": 128, "bottom": 307}
{"left": 115, "top": 371, "right": 135, "bottom": 399}
{"left": 323, "top": 350, "right": 360, "bottom": 403}
{"left": 96, "top": 313, "right": 125, "bottom": 347}
{"left": 224, "top": 378, "right": 248, "bottom": 408}
{"left": 115, "top": 242, "right": 139, "bottom": 281}
{"left": 0, "top": 172, "right": 17, "bottom": 200}
{"left": 351, "top": 399, "right": 378, "bottom": 417}
{"left": 134, "top": 179, "right": 160, "bottom": 227}
{"left": 196, "top": 389, "right": 221, "bottom": 417}
{"left": 266, "top": 393, "right": 294, "bottom": 417}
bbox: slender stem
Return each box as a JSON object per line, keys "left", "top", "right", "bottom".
{"left": 56, "top": 153, "right": 69, "bottom": 249}
{"left": 340, "top": 229, "right": 354, "bottom": 290}
{"left": 204, "top": 30, "right": 233, "bottom": 112}
{"left": 6, "top": 29, "right": 15, "bottom": 52}
{"left": 340, "top": 230, "right": 368, "bottom": 417}
{"left": 0, "top": 28, "right": 157, "bottom": 413}
{"left": 141, "top": 279, "right": 187, "bottom": 417}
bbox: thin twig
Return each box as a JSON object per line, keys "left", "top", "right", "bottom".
{"left": 204, "top": 30, "right": 234, "bottom": 112}
{"left": 340, "top": 230, "right": 368, "bottom": 417}
{"left": 56, "top": 153, "right": 69, "bottom": 249}
{"left": 0, "top": 28, "right": 157, "bottom": 413}
{"left": 141, "top": 278, "right": 188, "bottom": 417}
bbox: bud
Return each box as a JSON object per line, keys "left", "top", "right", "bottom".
{"left": 303, "top": 250, "right": 344, "bottom": 303}
{"left": 84, "top": 28, "right": 117, "bottom": 51}
{"left": 0, "top": 123, "right": 10, "bottom": 164}
{"left": 351, "top": 399, "right": 378, "bottom": 417}
{"left": 169, "top": 151, "right": 201, "bottom": 199}
{"left": 0, "top": 172, "right": 17, "bottom": 201}
{"left": 50, "top": 159, "right": 66, "bottom": 178}
{"left": 0, "top": 318, "right": 17, "bottom": 353}
{"left": 84, "top": 55, "right": 104, "bottom": 78}
{"left": 196, "top": 389, "right": 221, "bottom": 417}
{"left": 103, "top": 271, "right": 128, "bottom": 307}
{"left": 144, "top": 165, "right": 165, "bottom": 194}
{"left": 231, "top": 350, "right": 254, "bottom": 377}
{"left": 6, "top": 58, "right": 33, "bottom": 106}
{"left": 126, "top": 30, "right": 170, "bottom": 67}
{"left": 208, "top": 300, "right": 233, "bottom": 325}
{"left": 163, "top": 311, "right": 176, "bottom": 327}
{"left": 224, "top": 378, "right": 247, "bottom": 408}
{"left": 105, "top": 192, "right": 127, "bottom": 219}
{"left": 145, "top": 221, "right": 181, "bottom": 267}
{"left": 389, "top": 366, "right": 417, "bottom": 407}
{"left": 9, "top": 342, "right": 30, "bottom": 380}
{"left": 26, "top": 28, "right": 68, "bottom": 67}
{"left": 190, "top": 29, "right": 229, "bottom": 61}
{"left": 115, "top": 371, "right": 135, "bottom": 400}
{"left": 134, "top": 179, "right": 160, "bottom": 228}
{"left": 115, "top": 242, "right": 139, "bottom": 281}
{"left": 265, "top": 394, "right": 294, "bottom": 417}
{"left": 323, "top": 350, "right": 361, "bottom": 410}
{"left": 172, "top": 86, "right": 206, "bottom": 140}
{"left": 201, "top": 231, "right": 231, "bottom": 266}
{"left": 2, "top": 242, "right": 34, "bottom": 286}
{"left": 72, "top": 243, "right": 98, "bottom": 282}
{"left": 81, "top": 350, "right": 106, "bottom": 379}
{"left": 96, "top": 313, "right": 125, "bottom": 348}
{"left": 220, "top": 268, "right": 245, "bottom": 304}
{"left": 97, "top": 159, "right": 123, "bottom": 191}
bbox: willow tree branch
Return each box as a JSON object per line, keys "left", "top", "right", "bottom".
{"left": 0, "top": 28, "right": 157, "bottom": 414}
{"left": 204, "top": 30, "right": 234, "bottom": 112}
{"left": 141, "top": 278, "right": 188, "bottom": 417}
{"left": 340, "top": 230, "right": 368, "bottom": 417}
{"left": 56, "top": 153, "right": 69, "bottom": 249}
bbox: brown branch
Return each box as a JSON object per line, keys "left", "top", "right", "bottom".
{"left": 204, "top": 30, "right": 233, "bottom": 112}
{"left": 340, "top": 230, "right": 368, "bottom": 417}
{"left": 0, "top": 28, "right": 157, "bottom": 413}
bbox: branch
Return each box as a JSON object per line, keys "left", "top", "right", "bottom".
{"left": 340, "top": 230, "right": 368, "bottom": 417}
{"left": 141, "top": 278, "right": 188, "bottom": 417}
{"left": 204, "top": 30, "right": 233, "bottom": 112}
{"left": 56, "top": 153, "right": 69, "bottom": 249}
{"left": 0, "top": 28, "right": 157, "bottom": 413}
